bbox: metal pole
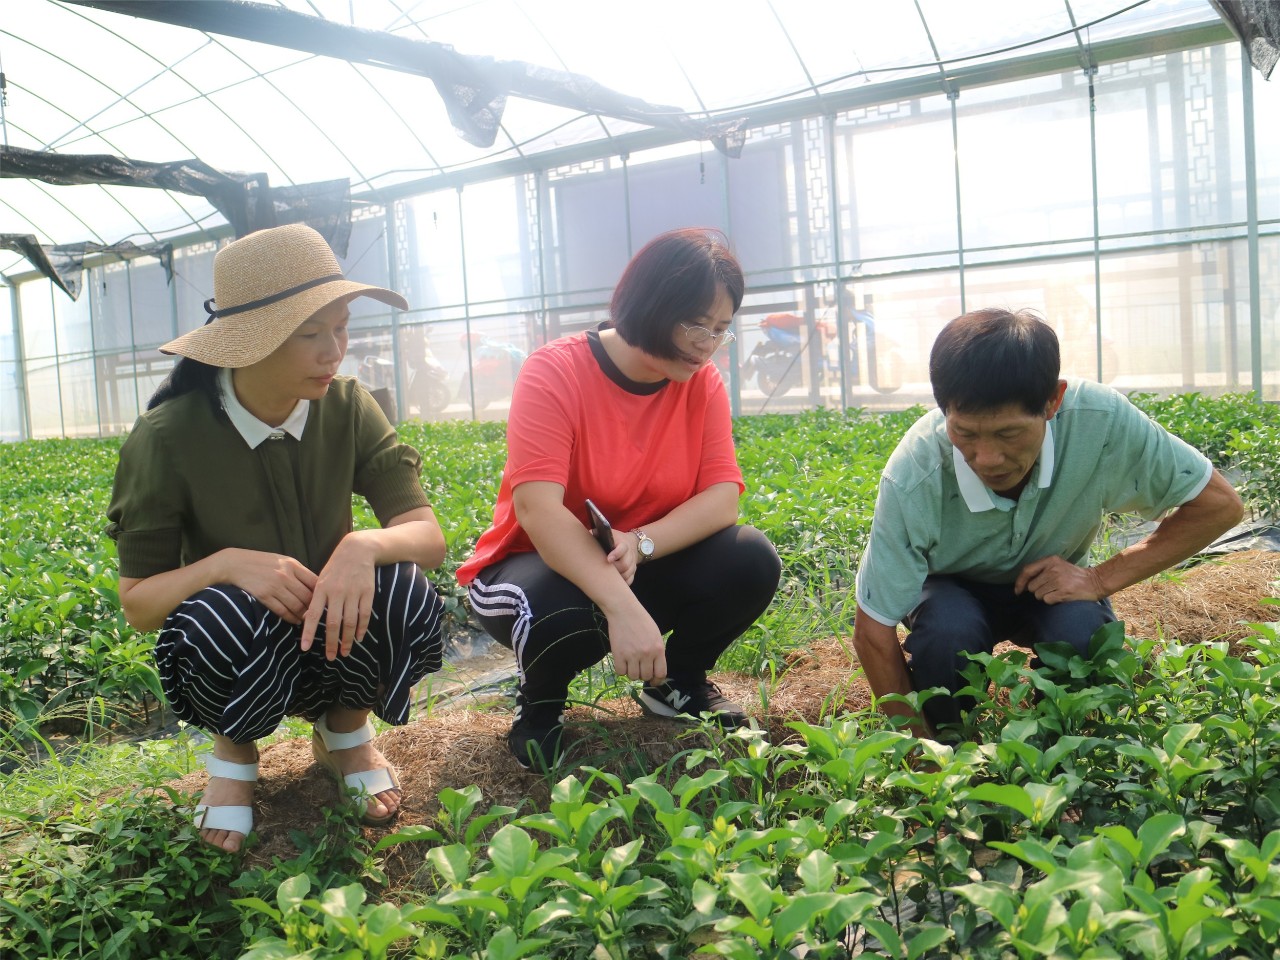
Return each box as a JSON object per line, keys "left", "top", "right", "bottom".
{"left": 126, "top": 262, "right": 141, "bottom": 420}
{"left": 385, "top": 207, "right": 405, "bottom": 422}
{"left": 0, "top": 48, "right": 9, "bottom": 147}
{"left": 621, "top": 153, "right": 633, "bottom": 259}
{"left": 825, "top": 114, "right": 850, "bottom": 411}
{"left": 10, "top": 283, "right": 30, "bottom": 440}
{"left": 50, "top": 283, "right": 66, "bottom": 437}
{"left": 1088, "top": 65, "right": 1103, "bottom": 382}
{"left": 536, "top": 170, "right": 549, "bottom": 346}
{"left": 720, "top": 146, "right": 741, "bottom": 417}
{"left": 88, "top": 266, "right": 103, "bottom": 437}
{"left": 457, "top": 187, "right": 477, "bottom": 419}
{"left": 1241, "top": 52, "right": 1262, "bottom": 398}
{"left": 949, "top": 92, "right": 965, "bottom": 310}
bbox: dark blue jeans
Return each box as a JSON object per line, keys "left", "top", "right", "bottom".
{"left": 902, "top": 575, "right": 1115, "bottom": 732}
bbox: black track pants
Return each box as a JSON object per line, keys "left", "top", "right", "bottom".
{"left": 467, "top": 525, "right": 781, "bottom": 704}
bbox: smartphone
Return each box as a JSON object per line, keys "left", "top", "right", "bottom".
{"left": 585, "top": 499, "right": 615, "bottom": 552}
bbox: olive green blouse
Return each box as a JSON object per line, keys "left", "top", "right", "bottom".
{"left": 106, "top": 376, "right": 430, "bottom": 579}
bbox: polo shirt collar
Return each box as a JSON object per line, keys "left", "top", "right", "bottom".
{"left": 953, "top": 419, "right": 1056, "bottom": 512}
{"left": 218, "top": 366, "right": 310, "bottom": 448}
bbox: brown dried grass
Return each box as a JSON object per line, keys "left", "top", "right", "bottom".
{"left": 1111, "top": 549, "right": 1280, "bottom": 653}
{"left": 163, "top": 551, "right": 1278, "bottom": 886}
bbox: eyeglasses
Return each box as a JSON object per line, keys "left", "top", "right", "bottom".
{"left": 679, "top": 322, "right": 737, "bottom": 347}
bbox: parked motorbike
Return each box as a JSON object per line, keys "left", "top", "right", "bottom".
{"left": 742, "top": 310, "right": 902, "bottom": 396}
{"left": 407, "top": 344, "right": 451, "bottom": 417}
{"left": 741, "top": 313, "right": 807, "bottom": 395}
{"left": 356, "top": 335, "right": 452, "bottom": 421}
{"left": 459, "top": 334, "right": 527, "bottom": 411}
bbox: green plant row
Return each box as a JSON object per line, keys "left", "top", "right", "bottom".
{"left": 7, "top": 391, "right": 1278, "bottom": 738}
{"left": 5, "top": 624, "right": 1280, "bottom": 959}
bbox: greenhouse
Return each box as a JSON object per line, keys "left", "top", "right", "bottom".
{"left": 4, "top": 0, "right": 1279, "bottom": 441}
{"left": 8, "top": 4, "right": 1280, "bottom": 959}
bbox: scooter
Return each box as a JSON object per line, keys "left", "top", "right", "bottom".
{"left": 357, "top": 337, "right": 452, "bottom": 421}
{"left": 741, "top": 313, "right": 807, "bottom": 395}
{"left": 742, "top": 310, "right": 902, "bottom": 396}
{"left": 458, "top": 334, "right": 527, "bottom": 411}
{"left": 407, "top": 343, "right": 451, "bottom": 417}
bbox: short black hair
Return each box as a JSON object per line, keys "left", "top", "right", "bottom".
{"left": 930, "top": 307, "right": 1061, "bottom": 415}
{"left": 611, "top": 228, "right": 744, "bottom": 361}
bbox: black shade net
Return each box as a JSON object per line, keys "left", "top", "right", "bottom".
{"left": 5, "top": 0, "right": 749, "bottom": 295}
{"left": 1, "top": 144, "right": 352, "bottom": 296}
{"left": 60, "top": 0, "right": 749, "bottom": 156}
{"left": 0, "top": 233, "right": 173, "bottom": 299}
{"left": 1211, "top": 0, "right": 1280, "bottom": 79}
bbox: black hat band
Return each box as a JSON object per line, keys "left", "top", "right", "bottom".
{"left": 203, "top": 274, "right": 346, "bottom": 325}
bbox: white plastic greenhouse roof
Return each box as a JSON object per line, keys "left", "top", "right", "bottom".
{"left": 1, "top": 0, "right": 1225, "bottom": 278}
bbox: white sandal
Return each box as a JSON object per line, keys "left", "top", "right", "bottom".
{"left": 193, "top": 752, "right": 258, "bottom": 844}
{"left": 312, "top": 714, "right": 402, "bottom": 827}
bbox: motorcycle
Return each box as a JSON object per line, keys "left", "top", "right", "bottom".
{"left": 407, "top": 341, "right": 452, "bottom": 417}
{"left": 741, "top": 313, "right": 808, "bottom": 395}
{"left": 741, "top": 310, "right": 902, "bottom": 397}
{"left": 357, "top": 333, "right": 452, "bottom": 421}
{"left": 458, "top": 334, "right": 527, "bottom": 411}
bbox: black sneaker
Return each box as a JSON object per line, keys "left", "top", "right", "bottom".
{"left": 634, "top": 677, "right": 748, "bottom": 729}
{"left": 508, "top": 694, "right": 566, "bottom": 771}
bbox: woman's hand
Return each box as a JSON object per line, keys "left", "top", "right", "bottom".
{"left": 118, "top": 548, "right": 317, "bottom": 633}
{"left": 301, "top": 534, "right": 377, "bottom": 660}
{"left": 219, "top": 547, "right": 318, "bottom": 625}
{"left": 606, "top": 533, "right": 640, "bottom": 585}
{"left": 607, "top": 606, "right": 667, "bottom": 683}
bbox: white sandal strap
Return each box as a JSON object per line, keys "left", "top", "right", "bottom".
{"left": 343, "top": 766, "right": 399, "bottom": 797}
{"left": 315, "top": 715, "right": 376, "bottom": 751}
{"left": 204, "top": 754, "right": 259, "bottom": 781}
{"left": 193, "top": 804, "right": 254, "bottom": 836}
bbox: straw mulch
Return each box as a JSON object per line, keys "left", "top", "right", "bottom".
{"left": 1111, "top": 549, "right": 1280, "bottom": 653}
{"left": 164, "top": 550, "right": 1277, "bottom": 885}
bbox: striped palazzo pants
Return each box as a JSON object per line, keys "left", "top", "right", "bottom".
{"left": 155, "top": 561, "right": 444, "bottom": 744}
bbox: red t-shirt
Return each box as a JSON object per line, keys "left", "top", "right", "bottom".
{"left": 456, "top": 331, "right": 745, "bottom": 585}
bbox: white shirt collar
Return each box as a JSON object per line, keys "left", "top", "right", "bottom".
{"left": 953, "top": 419, "right": 1056, "bottom": 513}
{"left": 218, "top": 366, "right": 310, "bottom": 449}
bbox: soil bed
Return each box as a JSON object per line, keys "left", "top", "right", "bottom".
{"left": 161, "top": 550, "right": 1278, "bottom": 886}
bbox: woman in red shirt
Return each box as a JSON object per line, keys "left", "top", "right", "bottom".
{"left": 458, "top": 228, "right": 781, "bottom": 769}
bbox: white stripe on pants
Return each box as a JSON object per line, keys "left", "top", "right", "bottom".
{"left": 155, "top": 562, "right": 444, "bottom": 743}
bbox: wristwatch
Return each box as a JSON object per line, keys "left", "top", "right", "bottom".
{"left": 634, "top": 530, "right": 655, "bottom": 563}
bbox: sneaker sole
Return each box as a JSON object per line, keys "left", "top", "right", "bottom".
{"left": 507, "top": 730, "right": 565, "bottom": 771}
{"left": 633, "top": 689, "right": 748, "bottom": 729}
{"left": 633, "top": 688, "right": 687, "bottom": 720}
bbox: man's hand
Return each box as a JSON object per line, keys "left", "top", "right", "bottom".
{"left": 301, "top": 534, "right": 377, "bottom": 660}
{"left": 1014, "top": 555, "right": 1106, "bottom": 604}
{"left": 853, "top": 607, "right": 934, "bottom": 739}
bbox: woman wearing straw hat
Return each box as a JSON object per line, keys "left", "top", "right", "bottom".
{"left": 106, "top": 223, "right": 446, "bottom": 852}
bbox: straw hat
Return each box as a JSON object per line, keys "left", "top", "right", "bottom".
{"left": 160, "top": 223, "right": 409, "bottom": 367}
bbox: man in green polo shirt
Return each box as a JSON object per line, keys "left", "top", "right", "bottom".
{"left": 853, "top": 307, "right": 1243, "bottom": 739}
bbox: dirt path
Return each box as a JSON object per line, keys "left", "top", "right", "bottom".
{"left": 163, "top": 550, "right": 1279, "bottom": 883}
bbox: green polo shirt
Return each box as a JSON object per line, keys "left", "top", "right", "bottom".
{"left": 855, "top": 378, "right": 1213, "bottom": 626}
{"left": 106, "top": 376, "right": 430, "bottom": 579}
